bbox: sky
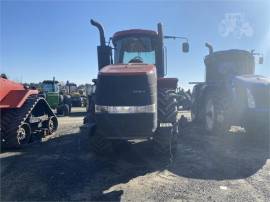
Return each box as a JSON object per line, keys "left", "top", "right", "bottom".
{"left": 1, "top": 0, "right": 270, "bottom": 89}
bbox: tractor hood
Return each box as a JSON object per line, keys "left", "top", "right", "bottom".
{"left": 95, "top": 63, "right": 158, "bottom": 135}
{"left": 99, "top": 63, "right": 156, "bottom": 76}
{"left": 234, "top": 75, "right": 270, "bottom": 88}
{"left": 96, "top": 63, "right": 157, "bottom": 106}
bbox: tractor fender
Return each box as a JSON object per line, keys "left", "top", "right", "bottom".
{"left": 0, "top": 89, "right": 39, "bottom": 109}
{"left": 232, "top": 75, "right": 270, "bottom": 117}
{"left": 0, "top": 77, "right": 39, "bottom": 109}
{"left": 157, "top": 78, "right": 178, "bottom": 90}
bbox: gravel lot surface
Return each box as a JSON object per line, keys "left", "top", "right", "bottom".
{"left": 1, "top": 107, "right": 269, "bottom": 201}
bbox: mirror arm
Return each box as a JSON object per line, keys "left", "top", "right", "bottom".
{"left": 164, "top": 35, "right": 188, "bottom": 42}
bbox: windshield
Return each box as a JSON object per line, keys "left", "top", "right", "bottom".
{"left": 114, "top": 36, "right": 157, "bottom": 64}
{"left": 42, "top": 83, "right": 59, "bottom": 93}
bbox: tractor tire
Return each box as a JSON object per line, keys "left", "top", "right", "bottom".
{"left": 63, "top": 104, "right": 70, "bottom": 116}
{"left": 63, "top": 95, "right": 71, "bottom": 103}
{"left": 191, "top": 85, "right": 204, "bottom": 123}
{"left": 157, "top": 89, "right": 177, "bottom": 123}
{"left": 154, "top": 89, "right": 178, "bottom": 156}
{"left": 56, "top": 105, "right": 63, "bottom": 115}
{"left": 89, "top": 127, "right": 112, "bottom": 155}
{"left": 153, "top": 123, "right": 178, "bottom": 156}
{"left": 57, "top": 104, "right": 70, "bottom": 116}
{"left": 203, "top": 93, "right": 231, "bottom": 135}
{"left": 59, "top": 95, "right": 64, "bottom": 104}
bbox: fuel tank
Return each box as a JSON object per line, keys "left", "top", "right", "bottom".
{"left": 95, "top": 63, "right": 157, "bottom": 138}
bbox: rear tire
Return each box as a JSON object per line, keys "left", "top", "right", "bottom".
{"left": 191, "top": 84, "right": 204, "bottom": 123}
{"left": 57, "top": 104, "right": 70, "bottom": 116}
{"left": 89, "top": 127, "right": 112, "bottom": 155}
{"left": 153, "top": 124, "right": 178, "bottom": 156}
{"left": 203, "top": 94, "right": 230, "bottom": 135}
{"left": 63, "top": 104, "right": 70, "bottom": 116}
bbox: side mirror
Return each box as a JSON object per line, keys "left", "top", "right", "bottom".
{"left": 259, "top": 57, "right": 264, "bottom": 64}
{"left": 182, "top": 42, "right": 189, "bottom": 53}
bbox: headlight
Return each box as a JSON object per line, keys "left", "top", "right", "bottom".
{"left": 95, "top": 104, "right": 156, "bottom": 114}
{"left": 246, "top": 88, "right": 256, "bottom": 108}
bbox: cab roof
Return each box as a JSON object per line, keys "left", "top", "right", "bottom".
{"left": 206, "top": 49, "right": 252, "bottom": 58}
{"left": 112, "top": 29, "right": 158, "bottom": 45}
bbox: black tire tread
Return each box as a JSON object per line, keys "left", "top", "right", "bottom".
{"left": 89, "top": 128, "right": 112, "bottom": 155}
{"left": 154, "top": 88, "right": 178, "bottom": 155}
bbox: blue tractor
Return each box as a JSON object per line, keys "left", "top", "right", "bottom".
{"left": 191, "top": 43, "right": 269, "bottom": 140}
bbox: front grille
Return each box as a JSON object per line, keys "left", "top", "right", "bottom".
{"left": 96, "top": 74, "right": 157, "bottom": 106}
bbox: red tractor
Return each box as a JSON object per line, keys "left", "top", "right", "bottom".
{"left": 0, "top": 77, "right": 58, "bottom": 149}
{"left": 85, "top": 19, "right": 189, "bottom": 155}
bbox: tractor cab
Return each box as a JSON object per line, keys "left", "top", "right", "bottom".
{"left": 41, "top": 79, "right": 72, "bottom": 115}
{"left": 111, "top": 29, "right": 167, "bottom": 77}
{"left": 112, "top": 30, "right": 158, "bottom": 65}
{"left": 41, "top": 80, "right": 60, "bottom": 93}
{"left": 204, "top": 43, "right": 256, "bottom": 83}
{"left": 41, "top": 80, "right": 60, "bottom": 109}
{"left": 91, "top": 19, "right": 189, "bottom": 78}
{"left": 65, "top": 82, "right": 77, "bottom": 94}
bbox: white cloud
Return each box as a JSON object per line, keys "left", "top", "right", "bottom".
{"left": 218, "top": 13, "right": 254, "bottom": 39}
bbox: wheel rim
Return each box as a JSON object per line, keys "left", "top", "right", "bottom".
{"left": 49, "top": 119, "right": 54, "bottom": 132}
{"left": 17, "top": 124, "right": 31, "bottom": 144}
{"left": 17, "top": 127, "right": 26, "bottom": 141}
{"left": 206, "top": 99, "right": 215, "bottom": 131}
{"left": 48, "top": 116, "right": 57, "bottom": 133}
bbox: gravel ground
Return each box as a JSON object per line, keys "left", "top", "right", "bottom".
{"left": 1, "top": 107, "right": 269, "bottom": 201}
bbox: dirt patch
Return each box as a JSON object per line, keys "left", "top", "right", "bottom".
{"left": 1, "top": 108, "right": 269, "bottom": 201}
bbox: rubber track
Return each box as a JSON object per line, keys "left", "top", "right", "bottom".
{"left": 1, "top": 95, "right": 43, "bottom": 148}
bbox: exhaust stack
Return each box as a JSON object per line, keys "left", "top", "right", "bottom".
{"left": 90, "top": 19, "right": 106, "bottom": 46}
{"left": 90, "top": 19, "right": 112, "bottom": 70}
{"left": 205, "top": 43, "right": 213, "bottom": 54}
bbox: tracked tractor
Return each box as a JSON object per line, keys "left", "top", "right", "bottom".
{"left": 84, "top": 19, "right": 189, "bottom": 155}
{"left": 0, "top": 77, "right": 58, "bottom": 149}
{"left": 191, "top": 43, "right": 269, "bottom": 141}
